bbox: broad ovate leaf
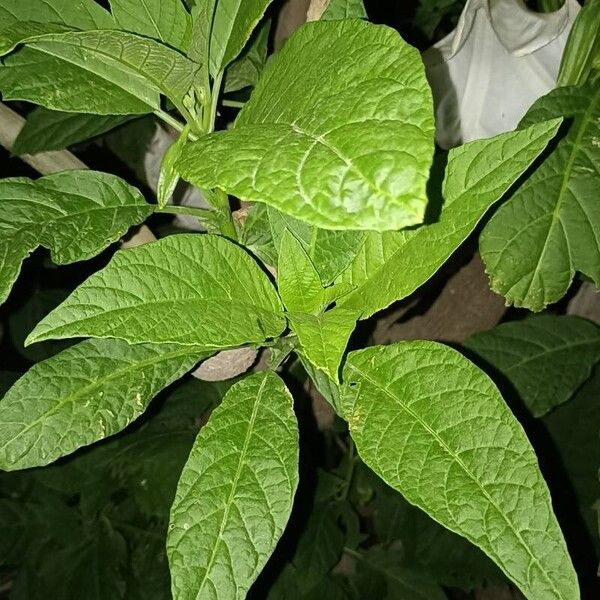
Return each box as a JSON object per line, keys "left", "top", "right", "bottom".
{"left": 110, "top": 0, "right": 191, "bottom": 51}
{"left": 344, "top": 341, "right": 579, "bottom": 600}
{"left": 0, "top": 338, "right": 206, "bottom": 471}
{"left": 277, "top": 229, "right": 324, "bottom": 314}
{"left": 167, "top": 371, "right": 298, "bottom": 600}
{"left": 0, "top": 28, "right": 198, "bottom": 114}
{"left": 27, "top": 234, "right": 286, "bottom": 348}
{"left": 0, "top": 170, "right": 151, "bottom": 304}
{"left": 337, "top": 119, "right": 562, "bottom": 318}
{"left": 480, "top": 84, "right": 600, "bottom": 311}
{"left": 289, "top": 309, "right": 357, "bottom": 384}
{"left": 178, "top": 20, "right": 435, "bottom": 231}
{"left": 13, "top": 108, "right": 132, "bottom": 154}
{"left": 0, "top": 0, "right": 114, "bottom": 29}
{"left": 465, "top": 315, "right": 600, "bottom": 417}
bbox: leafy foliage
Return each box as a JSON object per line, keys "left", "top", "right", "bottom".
{"left": 178, "top": 19, "right": 436, "bottom": 231}
{"left": 0, "top": 171, "right": 151, "bottom": 304}
{"left": 480, "top": 84, "right": 600, "bottom": 310}
{"left": 0, "top": 3, "right": 595, "bottom": 599}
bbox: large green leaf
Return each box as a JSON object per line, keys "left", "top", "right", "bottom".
{"left": 337, "top": 119, "right": 562, "bottom": 318}
{"left": 321, "top": 0, "right": 367, "bottom": 20}
{"left": 167, "top": 372, "right": 298, "bottom": 600}
{"left": 277, "top": 228, "right": 324, "bottom": 314}
{"left": 0, "top": 0, "right": 114, "bottom": 29}
{"left": 480, "top": 84, "right": 600, "bottom": 311}
{"left": 13, "top": 108, "right": 132, "bottom": 154}
{"left": 268, "top": 206, "right": 365, "bottom": 285}
{"left": 344, "top": 341, "right": 579, "bottom": 600}
{"left": 208, "top": 0, "right": 273, "bottom": 76}
{"left": 27, "top": 233, "right": 286, "bottom": 348}
{"left": 465, "top": 315, "right": 600, "bottom": 417}
{"left": 0, "top": 170, "right": 151, "bottom": 305}
{"left": 0, "top": 338, "right": 206, "bottom": 471}
{"left": 0, "top": 28, "right": 198, "bottom": 114}
{"left": 178, "top": 20, "right": 435, "bottom": 231}
{"left": 289, "top": 309, "right": 357, "bottom": 384}
{"left": 109, "top": 0, "right": 191, "bottom": 51}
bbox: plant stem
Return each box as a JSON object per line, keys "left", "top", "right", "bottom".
{"left": 222, "top": 99, "right": 245, "bottom": 109}
{"left": 206, "top": 70, "right": 224, "bottom": 133}
{"left": 154, "top": 110, "right": 198, "bottom": 141}
{"left": 211, "top": 188, "right": 238, "bottom": 239}
{"left": 155, "top": 205, "right": 214, "bottom": 220}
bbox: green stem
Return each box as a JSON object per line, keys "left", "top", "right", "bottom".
{"left": 212, "top": 188, "right": 237, "bottom": 239}
{"left": 206, "top": 70, "right": 224, "bottom": 133}
{"left": 155, "top": 205, "right": 214, "bottom": 220}
{"left": 154, "top": 110, "right": 198, "bottom": 141}
{"left": 222, "top": 99, "right": 245, "bottom": 109}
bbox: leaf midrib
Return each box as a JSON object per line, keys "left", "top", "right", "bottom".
{"left": 0, "top": 345, "right": 198, "bottom": 462}
{"left": 349, "top": 362, "right": 563, "bottom": 599}
{"left": 194, "top": 373, "right": 268, "bottom": 600}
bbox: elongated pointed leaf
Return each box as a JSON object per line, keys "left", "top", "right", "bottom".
{"left": 224, "top": 18, "right": 270, "bottom": 93}
{"left": 289, "top": 309, "right": 357, "bottom": 383}
{"left": 337, "top": 119, "right": 562, "bottom": 318}
{"left": 208, "top": 0, "right": 274, "bottom": 76}
{"left": 0, "top": 339, "right": 206, "bottom": 471}
{"left": 344, "top": 341, "right": 579, "bottom": 600}
{"left": 28, "top": 234, "right": 286, "bottom": 348}
{"left": 0, "top": 0, "right": 114, "bottom": 29}
{"left": 268, "top": 206, "right": 365, "bottom": 285}
{"left": 277, "top": 229, "right": 324, "bottom": 314}
{"left": 178, "top": 20, "right": 435, "bottom": 231}
{"left": 0, "top": 28, "right": 198, "bottom": 114}
{"left": 480, "top": 84, "right": 600, "bottom": 311}
{"left": 12, "top": 108, "right": 132, "bottom": 155}
{"left": 0, "top": 170, "right": 151, "bottom": 305}
{"left": 465, "top": 315, "right": 600, "bottom": 417}
{"left": 168, "top": 372, "right": 298, "bottom": 600}
{"left": 110, "top": 0, "right": 191, "bottom": 51}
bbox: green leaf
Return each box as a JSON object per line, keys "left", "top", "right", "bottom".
{"left": 0, "top": 0, "right": 114, "bottom": 29}
{"left": 465, "top": 315, "right": 600, "bottom": 417}
{"left": 167, "top": 371, "right": 298, "bottom": 600}
{"left": 158, "top": 124, "right": 190, "bottom": 208}
{"left": 224, "top": 18, "right": 270, "bottom": 93}
{"left": 106, "top": 377, "right": 231, "bottom": 518}
{"left": 0, "top": 338, "right": 206, "bottom": 470}
{"left": 187, "top": 0, "right": 216, "bottom": 65}
{"left": 0, "top": 28, "right": 199, "bottom": 115}
{"left": 268, "top": 206, "right": 365, "bottom": 285}
{"left": 289, "top": 309, "right": 357, "bottom": 384}
{"left": 291, "top": 503, "right": 346, "bottom": 594}
{"left": 178, "top": 20, "right": 435, "bottom": 231}
{"left": 321, "top": 0, "right": 367, "bottom": 20}
{"left": 27, "top": 233, "right": 286, "bottom": 348}
{"left": 414, "top": 0, "right": 463, "bottom": 40}
{"left": 208, "top": 0, "right": 274, "bottom": 76}
{"left": 543, "top": 370, "right": 600, "bottom": 555}
{"left": 344, "top": 341, "right": 579, "bottom": 600}
{"left": 110, "top": 0, "right": 191, "bottom": 52}
{"left": 277, "top": 229, "right": 324, "bottom": 314}
{"left": 557, "top": 0, "right": 600, "bottom": 87}
{"left": 480, "top": 84, "right": 600, "bottom": 311}
{"left": 13, "top": 108, "right": 132, "bottom": 155}
{"left": 238, "top": 203, "right": 278, "bottom": 267}
{"left": 352, "top": 547, "right": 446, "bottom": 600}
{"left": 337, "top": 119, "right": 562, "bottom": 318}
{"left": 0, "top": 170, "right": 151, "bottom": 305}
{"left": 8, "top": 288, "right": 71, "bottom": 362}
{"left": 11, "top": 518, "right": 128, "bottom": 600}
